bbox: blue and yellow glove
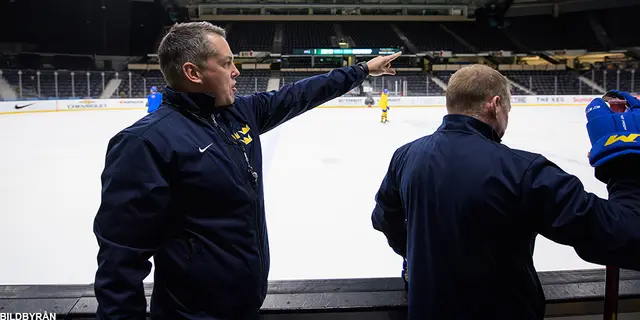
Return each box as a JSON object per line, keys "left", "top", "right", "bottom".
{"left": 586, "top": 90, "right": 640, "bottom": 182}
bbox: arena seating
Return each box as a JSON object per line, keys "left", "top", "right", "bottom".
{"left": 107, "top": 69, "right": 271, "bottom": 98}
{"left": 236, "top": 69, "right": 270, "bottom": 94}
{"left": 431, "top": 71, "right": 454, "bottom": 87}
{"left": 219, "top": 12, "right": 616, "bottom": 54}
{"left": 226, "top": 22, "right": 277, "bottom": 52}
{"left": 2, "top": 68, "right": 609, "bottom": 100}
{"left": 504, "top": 14, "right": 603, "bottom": 52}
{"left": 502, "top": 70, "right": 583, "bottom": 95}
{"left": 395, "top": 22, "right": 470, "bottom": 53}
{"left": 368, "top": 72, "right": 444, "bottom": 96}
{"left": 590, "top": 68, "right": 638, "bottom": 92}
{"left": 1, "top": 69, "right": 114, "bottom": 99}
{"left": 3, "top": 9, "right": 640, "bottom": 101}
{"left": 340, "top": 22, "right": 405, "bottom": 49}
{"left": 282, "top": 22, "right": 335, "bottom": 54}
{"left": 441, "top": 22, "right": 514, "bottom": 52}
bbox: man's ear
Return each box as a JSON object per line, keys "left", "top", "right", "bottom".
{"left": 182, "top": 62, "right": 202, "bottom": 84}
{"left": 492, "top": 95, "right": 501, "bottom": 108}
{"left": 486, "top": 95, "right": 499, "bottom": 118}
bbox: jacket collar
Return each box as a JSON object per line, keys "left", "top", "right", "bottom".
{"left": 162, "top": 86, "right": 224, "bottom": 119}
{"left": 438, "top": 114, "right": 502, "bottom": 143}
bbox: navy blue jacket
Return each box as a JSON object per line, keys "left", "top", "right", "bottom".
{"left": 94, "top": 65, "right": 367, "bottom": 319}
{"left": 372, "top": 114, "right": 640, "bottom": 320}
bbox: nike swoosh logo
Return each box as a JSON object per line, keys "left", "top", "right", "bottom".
{"left": 199, "top": 143, "right": 213, "bottom": 153}
{"left": 15, "top": 103, "right": 35, "bottom": 110}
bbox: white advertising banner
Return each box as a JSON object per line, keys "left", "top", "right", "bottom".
{"left": 319, "top": 96, "right": 447, "bottom": 108}
{"left": 318, "top": 95, "right": 602, "bottom": 108}
{"left": 111, "top": 98, "right": 147, "bottom": 109}
{"left": 57, "top": 98, "right": 147, "bottom": 110}
{"left": 520, "top": 95, "right": 601, "bottom": 105}
{"left": 0, "top": 95, "right": 631, "bottom": 115}
{"left": 0, "top": 100, "right": 58, "bottom": 114}
{"left": 59, "top": 99, "right": 110, "bottom": 110}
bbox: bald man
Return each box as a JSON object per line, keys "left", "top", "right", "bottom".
{"left": 371, "top": 64, "right": 640, "bottom": 320}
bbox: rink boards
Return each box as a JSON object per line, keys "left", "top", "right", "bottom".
{"left": 0, "top": 94, "right": 608, "bottom": 115}
{"left": 1, "top": 97, "right": 640, "bottom": 319}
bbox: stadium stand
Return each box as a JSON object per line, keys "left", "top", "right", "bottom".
{"left": 1, "top": 69, "right": 115, "bottom": 99}
{"left": 502, "top": 70, "right": 583, "bottom": 95}
{"left": 441, "top": 21, "right": 514, "bottom": 52}
{"left": 226, "top": 22, "right": 277, "bottom": 52}
{"left": 5, "top": 66, "right": 637, "bottom": 99}
{"left": 282, "top": 22, "right": 335, "bottom": 54}
{"left": 505, "top": 14, "right": 603, "bottom": 52}
{"left": 2, "top": 9, "right": 640, "bottom": 100}
{"left": 340, "top": 22, "right": 405, "bottom": 49}
{"left": 395, "top": 22, "right": 470, "bottom": 53}
{"left": 590, "top": 68, "right": 638, "bottom": 93}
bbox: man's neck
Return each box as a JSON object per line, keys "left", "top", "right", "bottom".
{"left": 450, "top": 112, "right": 497, "bottom": 130}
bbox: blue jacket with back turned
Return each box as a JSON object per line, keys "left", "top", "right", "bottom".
{"left": 372, "top": 114, "right": 640, "bottom": 320}
{"left": 94, "top": 65, "right": 368, "bottom": 319}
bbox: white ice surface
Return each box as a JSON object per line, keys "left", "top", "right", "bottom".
{"left": 0, "top": 105, "right": 605, "bottom": 285}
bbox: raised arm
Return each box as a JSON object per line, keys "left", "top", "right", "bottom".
{"left": 523, "top": 154, "right": 640, "bottom": 270}
{"left": 242, "top": 52, "right": 402, "bottom": 134}
{"left": 94, "top": 132, "right": 171, "bottom": 319}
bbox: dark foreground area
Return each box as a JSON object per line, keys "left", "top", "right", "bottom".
{"left": 2, "top": 268, "right": 640, "bottom": 319}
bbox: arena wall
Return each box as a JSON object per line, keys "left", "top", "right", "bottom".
{"left": 0, "top": 95, "right": 612, "bottom": 115}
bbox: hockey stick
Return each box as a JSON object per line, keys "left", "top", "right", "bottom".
{"left": 603, "top": 265, "right": 620, "bottom": 320}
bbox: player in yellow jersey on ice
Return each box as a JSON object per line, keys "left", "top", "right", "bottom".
{"left": 380, "top": 88, "right": 389, "bottom": 123}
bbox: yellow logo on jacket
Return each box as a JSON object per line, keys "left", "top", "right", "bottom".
{"left": 604, "top": 133, "right": 640, "bottom": 146}
{"left": 232, "top": 124, "right": 253, "bottom": 145}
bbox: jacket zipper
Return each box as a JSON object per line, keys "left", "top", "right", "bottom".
{"left": 210, "top": 114, "right": 264, "bottom": 279}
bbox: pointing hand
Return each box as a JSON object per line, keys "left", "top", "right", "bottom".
{"left": 366, "top": 51, "right": 402, "bottom": 76}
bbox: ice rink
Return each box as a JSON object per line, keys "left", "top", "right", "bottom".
{"left": 0, "top": 103, "right": 606, "bottom": 285}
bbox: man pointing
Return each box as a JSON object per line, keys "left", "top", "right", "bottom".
{"left": 93, "top": 21, "right": 401, "bottom": 320}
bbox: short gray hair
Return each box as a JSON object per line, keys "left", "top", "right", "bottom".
{"left": 158, "top": 21, "right": 227, "bottom": 87}
{"left": 446, "top": 64, "right": 510, "bottom": 115}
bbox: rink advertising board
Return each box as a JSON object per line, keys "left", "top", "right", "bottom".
{"left": 0, "top": 95, "right": 634, "bottom": 115}
{"left": 0, "top": 100, "right": 58, "bottom": 114}
{"left": 60, "top": 99, "right": 110, "bottom": 110}
{"left": 58, "top": 99, "right": 147, "bottom": 111}
{"left": 319, "top": 95, "right": 604, "bottom": 108}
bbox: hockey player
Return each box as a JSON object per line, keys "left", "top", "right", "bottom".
{"left": 146, "top": 86, "right": 162, "bottom": 113}
{"left": 380, "top": 88, "right": 389, "bottom": 123}
{"left": 371, "top": 64, "right": 640, "bottom": 320}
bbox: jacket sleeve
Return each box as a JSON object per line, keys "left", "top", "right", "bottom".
{"left": 371, "top": 149, "right": 407, "bottom": 258}
{"left": 94, "top": 132, "right": 171, "bottom": 319}
{"left": 241, "top": 65, "right": 368, "bottom": 135}
{"left": 523, "top": 155, "right": 640, "bottom": 270}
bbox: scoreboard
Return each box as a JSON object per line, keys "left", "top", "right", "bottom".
{"left": 292, "top": 48, "right": 401, "bottom": 55}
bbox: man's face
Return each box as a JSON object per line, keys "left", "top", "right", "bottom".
{"left": 191, "top": 34, "right": 240, "bottom": 107}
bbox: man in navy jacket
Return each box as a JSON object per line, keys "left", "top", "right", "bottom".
{"left": 372, "top": 64, "right": 640, "bottom": 319}
{"left": 94, "top": 22, "right": 400, "bottom": 319}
